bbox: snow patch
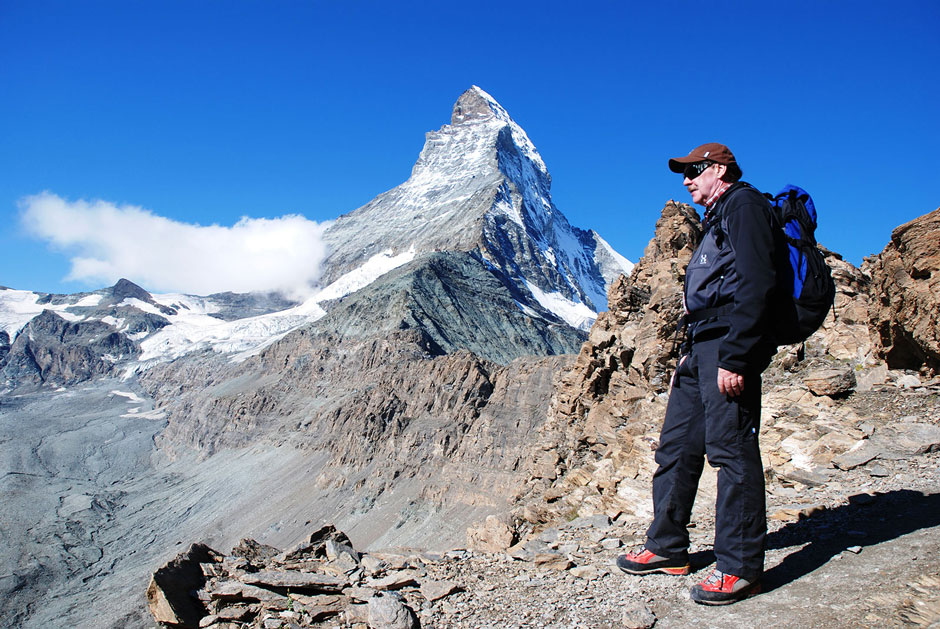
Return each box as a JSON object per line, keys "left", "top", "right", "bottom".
{"left": 314, "top": 246, "right": 416, "bottom": 302}
{"left": 101, "top": 315, "right": 125, "bottom": 329}
{"left": 0, "top": 290, "right": 47, "bottom": 339}
{"left": 110, "top": 390, "right": 146, "bottom": 404}
{"left": 524, "top": 281, "right": 597, "bottom": 331}
{"left": 594, "top": 232, "right": 635, "bottom": 275}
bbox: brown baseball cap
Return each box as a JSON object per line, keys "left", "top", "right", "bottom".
{"left": 668, "top": 142, "right": 742, "bottom": 180}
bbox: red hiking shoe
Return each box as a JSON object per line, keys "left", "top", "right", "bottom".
{"left": 690, "top": 569, "right": 761, "bottom": 605}
{"left": 616, "top": 546, "right": 690, "bottom": 576}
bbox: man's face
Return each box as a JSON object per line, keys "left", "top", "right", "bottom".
{"left": 683, "top": 162, "right": 724, "bottom": 206}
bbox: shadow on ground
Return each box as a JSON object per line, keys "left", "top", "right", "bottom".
{"left": 685, "top": 490, "right": 940, "bottom": 589}
{"left": 761, "top": 489, "right": 940, "bottom": 592}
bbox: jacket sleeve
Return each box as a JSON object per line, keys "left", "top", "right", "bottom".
{"left": 718, "top": 194, "right": 776, "bottom": 373}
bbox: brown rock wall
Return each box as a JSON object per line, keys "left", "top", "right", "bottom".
{"left": 865, "top": 206, "right": 940, "bottom": 372}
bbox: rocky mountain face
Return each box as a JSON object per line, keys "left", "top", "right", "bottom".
{"left": 320, "top": 86, "right": 630, "bottom": 330}
{"left": 0, "top": 279, "right": 169, "bottom": 387}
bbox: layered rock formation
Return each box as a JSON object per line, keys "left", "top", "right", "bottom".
{"left": 865, "top": 206, "right": 940, "bottom": 372}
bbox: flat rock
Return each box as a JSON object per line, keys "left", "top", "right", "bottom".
{"left": 779, "top": 466, "right": 831, "bottom": 487}
{"left": 562, "top": 514, "right": 611, "bottom": 530}
{"left": 211, "top": 581, "right": 287, "bottom": 603}
{"left": 533, "top": 553, "right": 574, "bottom": 571}
{"left": 570, "top": 565, "right": 600, "bottom": 580}
{"left": 419, "top": 579, "right": 460, "bottom": 602}
{"left": 833, "top": 440, "right": 882, "bottom": 470}
{"left": 289, "top": 593, "right": 346, "bottom": 621}
{"left": 874, "top": 422, "right": 940, "bottom": 456}
{"left": 241, "top": 570, "right": 345, "bottom": 591}
{"left": 366, "top": 570, "right": 418, "bottom": 591}
{"left": 804, "top": 369, "right": 856, "bottom": 396}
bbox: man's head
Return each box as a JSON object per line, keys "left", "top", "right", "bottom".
{"left": 668, "top": 143, "right": 742, "bottom": 206}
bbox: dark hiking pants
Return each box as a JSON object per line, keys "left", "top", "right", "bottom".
{"left": 644, "top": 336, "right": 767, "bottom": 579}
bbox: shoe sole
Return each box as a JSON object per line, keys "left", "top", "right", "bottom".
{"left": 691, "top": 582, "right": 762, "bottom": 605}
{"left": 618, "top": 564, "right": 691, "bottom": 576}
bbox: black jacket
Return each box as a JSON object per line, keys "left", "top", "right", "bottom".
{"left": 684, "top": 182, "right": 779, "bottom": 374}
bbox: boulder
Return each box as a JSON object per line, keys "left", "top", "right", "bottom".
{"left": 367, "top": 593, "right": 418, "bottom": 629}
{"left": 231, "top": 538, "right": 280, "bottom": 565}
{"left": 466, "top": 515, "right": 516, "bottom": 553}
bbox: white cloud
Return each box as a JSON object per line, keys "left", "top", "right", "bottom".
{"left": 20, "top": 192, "right": 331, "bottom": 297}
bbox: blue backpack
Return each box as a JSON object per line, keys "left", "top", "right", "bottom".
{"left": 765, "top": 185, "right": 836, "bottom": 345}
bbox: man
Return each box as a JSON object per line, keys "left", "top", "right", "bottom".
{"left": 617, "top": 143, "right": 779, "bottom": 605}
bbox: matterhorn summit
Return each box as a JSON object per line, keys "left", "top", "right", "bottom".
{"left": 320, "top": 86, "right": 632, "bottom": 332}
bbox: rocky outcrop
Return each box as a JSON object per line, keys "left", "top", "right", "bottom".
{"left": 508, "top": 200, "right": 885, "bottom": 531}
{"left": 0, "top": 331, "right": 9, "bottom": 367}
{"left": 146, "top": 527, "right": 459, "bottom": 628}
{"left": 865, "top": 206, "right": 940, "bottom": 372}
{"left": 511, "top": 201, "right": 703, "bottom": 526}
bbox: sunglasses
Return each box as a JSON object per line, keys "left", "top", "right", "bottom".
{"left": 683, "top": 161, "right": 714, "bottom": 180}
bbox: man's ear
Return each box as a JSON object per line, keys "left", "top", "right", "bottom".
{"left": 715, "top": 163, "right": 728, "bottom": 180}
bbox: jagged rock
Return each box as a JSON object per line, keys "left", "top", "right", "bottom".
{"left": 866, "top": 206, "right": 940, "bottom": 372}
{"left": 2, "top": 310, "right": 140, "bottom": 386}
{"left": 325, "top": 539, "right": 360, "bottom": 563}
{"left": 808, "top": 248, "right": 874, "bottom": 363}
{"left": 288, "top": 593, "right": 347, "bottom": 621}
{"left": 319, "top": 86, "right": 626, "bottom": 323}
{"left": 231, "top": 538, "right": 281, "bottom": 565}
{"left": 513, "top": 201, "right": 700, "bottom": 523}
{"left": 147, "top": 543, "right": 219, "bottom": 628}
{"left": 367, "top": 593, "right": 418, "bottom": 629}
{"left": 466, "top": 515, "right": 516, "bottom": 553}
{"left": 804, "top": 368, "right": 857, "bottom": 396}
{"left": 621, "top": 603, "right": 657, "bottom": 629}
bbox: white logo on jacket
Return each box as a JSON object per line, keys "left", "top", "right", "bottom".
{"left": 699, "top": 253, "right": 708, "bottom": 265}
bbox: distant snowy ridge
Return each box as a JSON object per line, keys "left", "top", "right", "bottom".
{"left": 1, "top": 86, "right": 634, "bottom": 373}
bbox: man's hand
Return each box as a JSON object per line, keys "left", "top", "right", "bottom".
{"left": 717, "top": 367, "right": 744, "bottom": 397}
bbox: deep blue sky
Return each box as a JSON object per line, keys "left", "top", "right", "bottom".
{"left": 2, "top": 1, "right": 938, "bottom": 294}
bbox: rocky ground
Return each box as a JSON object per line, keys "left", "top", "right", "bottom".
{"left": 148, "top": 377, "right": 940, "bottom": 628}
